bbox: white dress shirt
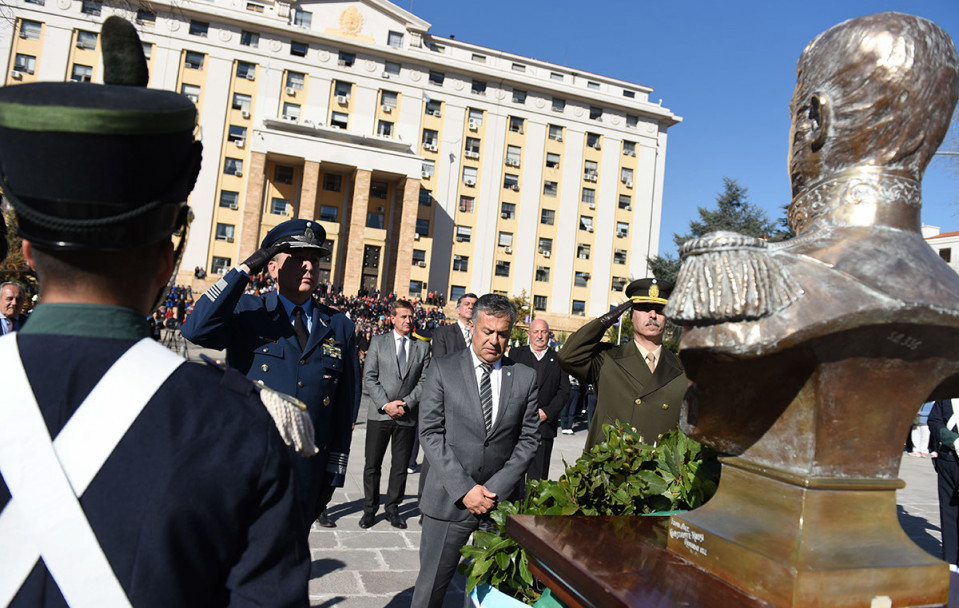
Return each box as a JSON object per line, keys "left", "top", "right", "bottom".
{"left": 469, "top": 347, "right": 503, "bottom": 426}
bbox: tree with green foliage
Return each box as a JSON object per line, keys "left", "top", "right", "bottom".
{"left": 1, "top": 209, "right": 37, "bottom": 303}
{"left": 648, "top": 177, "right": 781, "bottom": 284}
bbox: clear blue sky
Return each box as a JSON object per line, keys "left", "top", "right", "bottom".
{"left": 405, "top": 0, "right": 959, "bottom": 254}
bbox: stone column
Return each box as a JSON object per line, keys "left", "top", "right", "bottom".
{"left": 389, "top": 177, "right": 420, "bottom": 299}
{"left": 298, "top": 160, "right": 320, "bottom": 221}
{"left": 342, "top": 169, "right": 371, "bottom": 295}
{"left": 238, "top": 151, "right": 267, "bottom": 258}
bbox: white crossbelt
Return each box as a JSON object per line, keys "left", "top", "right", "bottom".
{"left": 947, "top": 399, "right": 958, "bottom": 433}
{"left": 0, "top": 335, "right": 184, "bottom": 607}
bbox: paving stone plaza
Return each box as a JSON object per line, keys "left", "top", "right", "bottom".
{"left": 184, "top": 343, "right": 944, "bottom": 607}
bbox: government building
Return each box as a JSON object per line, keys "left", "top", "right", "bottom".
{"left": 2, "top": 0, "right": 680, "bottom": 329}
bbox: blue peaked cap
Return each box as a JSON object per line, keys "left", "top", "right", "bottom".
{"left": 260, "top": 219, "right": 330, "bottom": 256}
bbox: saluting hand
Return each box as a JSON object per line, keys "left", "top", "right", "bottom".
{"left": 240, "top": 240, "right": 291, "bottom": 276}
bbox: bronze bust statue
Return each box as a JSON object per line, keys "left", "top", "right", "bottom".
{"left": 665, "top": 12, "right": 959, "bottom": 607}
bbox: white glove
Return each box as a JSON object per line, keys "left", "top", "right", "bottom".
{"left": 257, "top": 383, "right": 318, "bottom": 457}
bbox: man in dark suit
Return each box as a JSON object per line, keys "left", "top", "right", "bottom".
{"left": 412, "top": 294, "right": 540, "bottom": 608}
{"left": 430, "top": 292, "right": 476, "bottom": 357}
{"left": 929, "top": 399, "right": 959, "bottom": 565}
{"left": 0, "top": 282, "right": 27, "bottom": 334}
{"left": 360, "top": 300, "right": 430, "bottom": 529}
{"left": 559, "top": 278, "right": 687, "bottom": 452}
{"left": 510, "top": 319, "right": 570, "bottom": 482}
{"left": 182, "top": 218, "right": 360, "bottom": 535}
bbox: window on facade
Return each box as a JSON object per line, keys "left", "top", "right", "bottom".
{"left": 283, "top": 72, "right": 304, "bottom": 92}
{"left": 429, "top": 71, "right": 444, "bottom": 86}
{"left": 224, "top": 157, "right": 243, "bottom": 175}
{"left": 453, "top": 255, "right": 469, "bottom": 272}
{"left": 621, "top": 167, "right": 634, "bottom": 184}
{"left": 81, "top": 0, "right": 101, "bottom": 15}
{"left": 512, "top": 62, "right": 526, "bottom": 72}
{"left": 189, "top": 20, "right": 208, "bottom": 36}
{"left": 589, "top": 106, "right": 603, "bottom": 120}
{"left": 585, "top": 81, "right": 600, "bottom": 91}
{"left": 425, "top": 99, "right": 442, "bottom": 116}
{"left": 387, "top": 30, "right": 403, "bottom": 48}
{"left": 419, "top": 187, "right": 432, "bottom": 206}
{"left": 549, "top": 71, "right": 563, "bottom": 82}
{"left": 626, "top": 114, "right": 639, "bottom": 128}
{"left": 136, "top": 9, "right": 156, "bottom": 24}
{"left": 623, "top": 141, "right": 636, "bottom": 156}
{"left": 543, "top": 181, "right": 558, "bottom": 197}
{"left": 539, "top": 238, "right": 553, "bottom": 254}
{"left": 421, "top": 160, "right": 435, "bottom": 179}
{"left": 212, "top": 256, "right": 232, "bottom": 274}
{"left": 465, "top": 137, "right": 481, "bottom": 156}
{"left": 228, "top": 125, "right": 247, "bottom": 143}
{"left": 282, "top": 103, "right": 300, "bottom": 120}
{"left": 184, "top": 51, "right": 204, "bottom": 70}
{"left": 416, "top": 218, "right": 430, "bottom": 236}
{"left": 614, "top": 249, "right": 627, "bottom": 264}
{"left": 611, "top": 277, "right": 628, "bottom": 291}
{"left": 577, "top": 243, "right": 591, "bottom": 259}
{"left": 495, "top": 261, "right": 510, "bottom": 277}
{"left": 503, "top": 174, "right": 519, "bottom": 190}
{"left": 533, "top": 295, "right": 547, "bottom": 311}
{"left": 410, "top": 281, "right": 425, "bottom": 297}
{"left": 412, "top": 249, "right": 426, "bottom": 264}
{"left": 545, "top": 153, "right": 560, "bottom": 169}
{"left": 623, "top": 89, "right": 636, "bottom": 99}
{"left": 293, "top": 9, "right": 312, "bottom": 28}
{"left": 459, "top": 196, "right": 474, "bottom": 213}
{"left": 273, "top": 165, "right": 294, "bottom": 184}
{"left": 324, "top": 174, "right": 342, "bottom": 192}
{"left": 370, "top": 181, "right": 388, "bottom": 199}
{"left": 498, "top": 232, "right": 513, "bottom": 247}
{"left": 535, "top": 267, "right": 550, "bottom": 282}
{"left": 70, "top": 64, "right": 92, "bottom": 82}
{"left": 581, "top": 188, "right": 595, "bottom": 204}
{"left": 617, "top": 222, "right": 629, "bottom": 237}
{"left": 76, "top": 30, "right": 97, "bottom": 49}
{"left": 471, "top": 53, "right": 486, "bottom": 63}
{"left": 246, "top": 2, "right": 264, "bottom": 12}
{"left": 471, "top": 80, "right": 486, "bottom": 95}
{"left": 572, "top": 300, "right": 586, "bottom": 316}
{"left": 584, "top": 160, "right": 598, "bottom": 181}
{"left": 422, "top": 129, "right": 438, "bottom": 147}
{"left": 506, "top": 145, "right": 521, "bottom": 166}
{"left": 501, "top": 202, "right": 515, "bottom": 220}
{"left": 551, "top": 98, "right": 565, "bottom": 112}
{"left": 574, "top": 272, "right": 590, "bottom": 287}
{"left": 580, "top": 215, "right": 594, "bottom": 231}
{"left": 232, "top": 93, "right": 251, "bottom": 112}
{"left": 290, "top": 41, "right": 308, "bottom": 57}
{"left": 377, "top": 120, "right": 393, "bottom": 137}
{"left": 941, "top": 248, "right": 953, "bottom": 263}
{"left": 366, "top": 212, "right": 385, "bottom": 229}
{"left": 548, "top": 124, "right": 563, "bottom": 141}
{"left": 334, "top": 80, "right": 351, "bottom": 98}
{"left": 338, "top": 51, "right": 355, "bottom": 67}
{"left": 270, "top": 197, "right": 289, "bottom": 215}
{"left": 380, "top": 90, "right": 398, "bottom": 110}
{"left": 455, "top": 225, "right": 472, "bottom": 242}
{"left": 219, "top": 190, "right": 239, "bottom": 209}
{"left": 468, "top": 108, "right": 484, "bottom": 125}
{"left": 181, "top": 84, "right": 200, "bottom": 103}
{"left": 236, "top": 61, "right": 255, "bottom": 80}
{"left": 540, "top": 209, "right": 555, "bottom": 225}
{"left": 384, "top": 61, "right": 401, "bottom": 76}
{"left": 450, "top": 285, "right": 465, "bottom": 301}
{"left": 509, "top": 117, "right": 524, "bottom": 133}
{"left": 240, "top": 30, "right": 259, "bottom": 47}
{"left": 430, "top": 43, "right": 445, "bottom": 53}
{"left": 215, "top": 223, "right": 235, "bottom": 241}
{"left": 330, "top": 112, "right": 348, "bottom": 129}
{"left": 462, "top": 166, "right": 478, "bottom": 185}
{"left": 512, "top": 89, "right": 526, "bottom": 104}
{"left": 619, "top": 194, "right": 632, "bottom": 209}
{"left": 13, "top": 54, "right": 35, "bottom": 74}
{"left": 587, "top": 133, "right": 602, "bottom": 149}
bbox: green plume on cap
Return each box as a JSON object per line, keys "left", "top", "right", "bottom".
{"left": 101, "top": 16, "right": 149, "bottom": 87}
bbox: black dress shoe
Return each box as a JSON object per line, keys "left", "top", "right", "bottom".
{"left": 387, "top": 512, "right": 407, "bottom": 529}
{"left": 315, "top": 511, "right": 336, "bottom": 528}
{"left": 359, "top": 513, "right": 376, "bottom": 529}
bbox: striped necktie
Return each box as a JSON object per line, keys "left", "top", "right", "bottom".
{"left": 479, "top": 362, "right": 493, "bottom": 433}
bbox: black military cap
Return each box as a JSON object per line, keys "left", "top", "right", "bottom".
{"left": 626, "top": 277, "right": 672, "bottom": 306}
{"left": 412, "top": 327, "right": 433, "bottom": 342}
{"left": 261, "top": 219, "right": 330, "bottom": 257}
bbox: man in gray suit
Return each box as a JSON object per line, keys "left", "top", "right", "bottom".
{"left": 360, "top": 300, "right": 430, "bottom": 529}
{"left": 430, "top": 292, "right": 476, "bottom": 358}
{"left": 412, "top": 294, "right": 540, "bottom": 608}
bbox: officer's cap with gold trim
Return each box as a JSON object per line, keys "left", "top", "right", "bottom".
{"left": 412, "top": 328, "right": 433, "bottom": 342}
{"left": 261, "top": 219, "right": 330, "bottom": 257}
{"left": 626, "top": 277, "right": 672, "bottom": 306}
{"left": 0, "top": 17, "right": 201, "bottom": 251}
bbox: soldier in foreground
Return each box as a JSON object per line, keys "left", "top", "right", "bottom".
{"left": 0, "top": 17, "right": 309, "bottom": 606}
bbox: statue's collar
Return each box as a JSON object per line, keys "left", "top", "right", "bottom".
{"left": 788, "top": 167, "right": 921, "bottom": 234}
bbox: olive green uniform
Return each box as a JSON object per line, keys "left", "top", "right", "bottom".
{"left": 558, "top": 318, "right": 687, "bottom": 451}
